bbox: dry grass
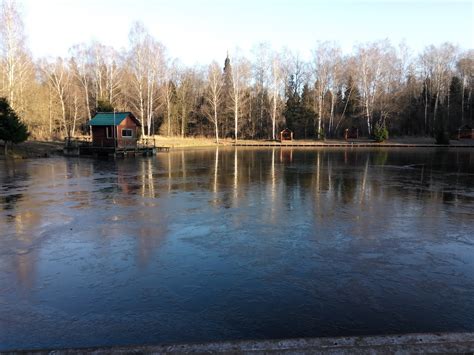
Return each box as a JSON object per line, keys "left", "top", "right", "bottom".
{"left": 0, "top": 140, "right": 63, "bottom": 159}
{"left": 153, "top": 136, "right": 230, "bottom": 148}
{"left": 153, "top": 135, "right": 474, "bottom": 147}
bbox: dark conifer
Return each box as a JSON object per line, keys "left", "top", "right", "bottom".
{"left": 0, "top": 98, "right": 29, "bottom": 155}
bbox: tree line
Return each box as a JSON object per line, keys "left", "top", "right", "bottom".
{"left": 1, "top": 0, "right": 473, "bottom": 141}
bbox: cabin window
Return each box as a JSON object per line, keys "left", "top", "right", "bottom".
{"left": 106, "top": 127, "right": 113, "bottom": 138}
{"left": 122, "top": 129, "right": 133, "bottom": 138}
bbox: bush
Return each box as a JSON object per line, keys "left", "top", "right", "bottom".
{"left": 315, "top": 128, "right": 325, "bottom": 140}
{"left": 96, "top": 99, "right": 114, "bottom": 113}
{"left": 373, "top": 126, "right": 389, "bottom": 142}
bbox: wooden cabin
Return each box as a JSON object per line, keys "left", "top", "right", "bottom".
{"left": 457, "top": 124, "right": 474, "bottom": 140}
{"left": 280, "top": 128, "right": 293, "bottom": 141}
{"left": 344, "top": 127, "right": 359, "bottom": 140}
{"left": 88, "top": 112, "right": 141, "bottom": 148}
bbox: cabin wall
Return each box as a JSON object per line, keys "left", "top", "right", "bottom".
{"left": 90, "top": 116, "right": 140, "bottom": 148}
{"left": 117, "top": 116, "right": 139, "bottom": 148}
{"left": 280, "top": 130, "right": 293, "bottom": 141}
{"left": 92, "top": 126, "right": 116, "bottom": 147}
{"left": 458, "top": 129, "right": 474, "bottom": 140}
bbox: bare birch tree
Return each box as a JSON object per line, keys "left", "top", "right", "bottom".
{"left": 312, "top": 43, "right": 329, "bottom": 138}
{"left": 456, "top": 50, "right": 474, "bottom": 124}
{"left": 228, "top": 51, "right": 250, "bottom": 141}
{"left": 128, "top": 22, "right": 153, "bottom": 137}
{"left": 161, "top": 60, "right": 177, "bottom": 137}
{"left": 0, "top": 0, "right": 30, "bottom": 112}
{"left": 419, "top": 43, "right": 458, "bottom": 130}
{"left": 269, "top": 51, "right": 285, "bottom": 140}
{"left": 104, "top": 46, "right": 123, "bottom": 108}
{"left": 70, "top": 44, "right": 92, "bottom": 120}
{"left": 205, "top": 61, "right": 223, "bottom": 143}
{"left": 176, "top": 67, "right": 199, "bottom": 137}
{"left": 41, "top": 58, "right": 72, "bottom": 137}
{"left": 354, "top": 40, "right": 394, "bottom": 135}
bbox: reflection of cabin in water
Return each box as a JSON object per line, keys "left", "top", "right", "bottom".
{"left": 280, "top": 128, "right": 293, "bottom": 141}
{"left": 344, "top": 127, "right": 359, "bottom": 140}
{"left": 88, "top": 112, "right": 141, "bottom": 148}
{"left": 280, "top": 148, "right": 293, "bottom": 163}
{"left": 457, "top": 125, "right": 474, "bottom": 139}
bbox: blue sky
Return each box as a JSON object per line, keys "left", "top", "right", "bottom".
{"left": 22, "top": 0, "right": 473, "bottom": 65}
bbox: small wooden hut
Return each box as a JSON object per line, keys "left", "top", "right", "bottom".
{"left": 457, "top": 124, "right": 474, "bottom": 140}
{"left": 280, "top": 128, "right": 293, "bottom": 141}
{"left": 344, "top": 127, "right": 359, "bottom": 140}
{"left": 88, "top": 112, "right": 141, "bottom": 148}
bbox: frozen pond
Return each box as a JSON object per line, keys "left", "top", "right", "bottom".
{"left": 1, "top": 147, "right": 474, "bottom": 350}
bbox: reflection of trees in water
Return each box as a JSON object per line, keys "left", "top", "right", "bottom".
{"left": 139, "top": 158, "right": 156, "bottom": 198}
{"left": 371, "top": 150, "right": 388, "bottom": 166}
{"left": 1, "top": 148, "right": 473, "bottom": 290}
{"left": 0, "top": 160, "right": 44, "bottom": 290}
{"left": 84, "top": 158, "right": 168, "bottom": 268}
{"left": 214, "top": 148, "right": 219, "bottom": 195}
{"left": 91, "top": 158, "right": 160, "bottom": 202}
{"left": 202, "top": 148, "right": 474, "bottom": 210}
{"left": 156, "top": 150, "right": 216, "bottom": 193}
{"left": 1, "top": 193, "right": 23, "bottom": 213}
{"left": 0, "top": 160, "right": 27, "bottom": 213}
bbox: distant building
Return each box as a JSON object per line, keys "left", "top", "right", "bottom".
{"left": 280, "top": 128, "right": 293, "bottom": 141}
{"left": 457, "top": 124, "right": 474, "bottom": 140}
{"left": 88, "top": 112, "right": 141, "bottom": 148}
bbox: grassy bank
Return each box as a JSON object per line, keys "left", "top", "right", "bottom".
{"left": 1, "top": 136, "right": 473, "bottom": 160}
{"left": 153, "top": 136, "right": 226, "bottom": 148}
{"left": 154, "top": 136, "right": 474, "bottom": 148}
{"left": 0, "top": 141, "right": 63, "bottom": 159}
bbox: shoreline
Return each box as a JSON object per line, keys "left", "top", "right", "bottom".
{"left": 153, "top": 136, "right": 474, "bottom": 149}
{"left": 8, "top": 332, "right": 474, "bottom": 354}
{"left": 1, "top": 137, "right": 474, "bottom": 160}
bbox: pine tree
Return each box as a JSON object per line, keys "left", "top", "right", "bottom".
{"left": 96, "top": 99, "right": 114, "bottom": 113}
{"left": 283, "top": 74, "right": 301, "bottom": 134}
{"left": 343, "top": 77, "right": 360, "bottom": 121}
{"left": 0, "top": 98, "right": 29, "bottom": 155}
{"left": 301, "top": 84, "right": 316, "bottom": 139}
{"left": 221, "top": 54, "right": 233, "bottom": 137}
{"left": 448, "top": 76, "right": 463, "bottom": 131}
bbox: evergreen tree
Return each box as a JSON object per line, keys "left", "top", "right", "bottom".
{"left": 96, "top": 99, "right": 114, "bottom": 113}
{"left": 337, "top": 76, "right": 361, "bottom": 133}
{"left": 284, "top": 79, "right": 317, "bottom": 139}
{"left": 283, "top": 74, "right": 302, "bottom": 134}
{"left": 345, "top": 77, "right": 360, "bottom": 120}
{"left": 399, "top": 75, "right": 424, "bottom": 135}
{"left": 0, "top": 98, "right": 29, "bottom": 155}
{"left": 221, "top": 54, "right": 233, "bottom": 137}
{"left": 301, "top": 84, "right": 316, "bottom": 138}
{"left": 448, "top": 76, "right": 463, "bottom": 131}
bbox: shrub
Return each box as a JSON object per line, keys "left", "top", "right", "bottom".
{"left": 316, "top": 128, "right": 325, "bottom": 140}
{"left": 373, "top": 126, "right": 389, "bottom": 142}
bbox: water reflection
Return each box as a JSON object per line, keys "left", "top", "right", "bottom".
{"left": 0, "top": 148, "right": 473, "bottom": 350}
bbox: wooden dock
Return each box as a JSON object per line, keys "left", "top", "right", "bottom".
{"left": 63, "top": 138, "right": 170, "bottom": 158}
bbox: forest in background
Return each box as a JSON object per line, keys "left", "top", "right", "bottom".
{"left": 0, "top": 0, "right": 473, "bottom": 142}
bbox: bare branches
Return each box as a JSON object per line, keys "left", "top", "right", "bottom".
{"left": 204, "top": 61, "right": 224, "bottom": 143}
{"left": 0, "top": 2, "right": 470, "bottom": 141}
